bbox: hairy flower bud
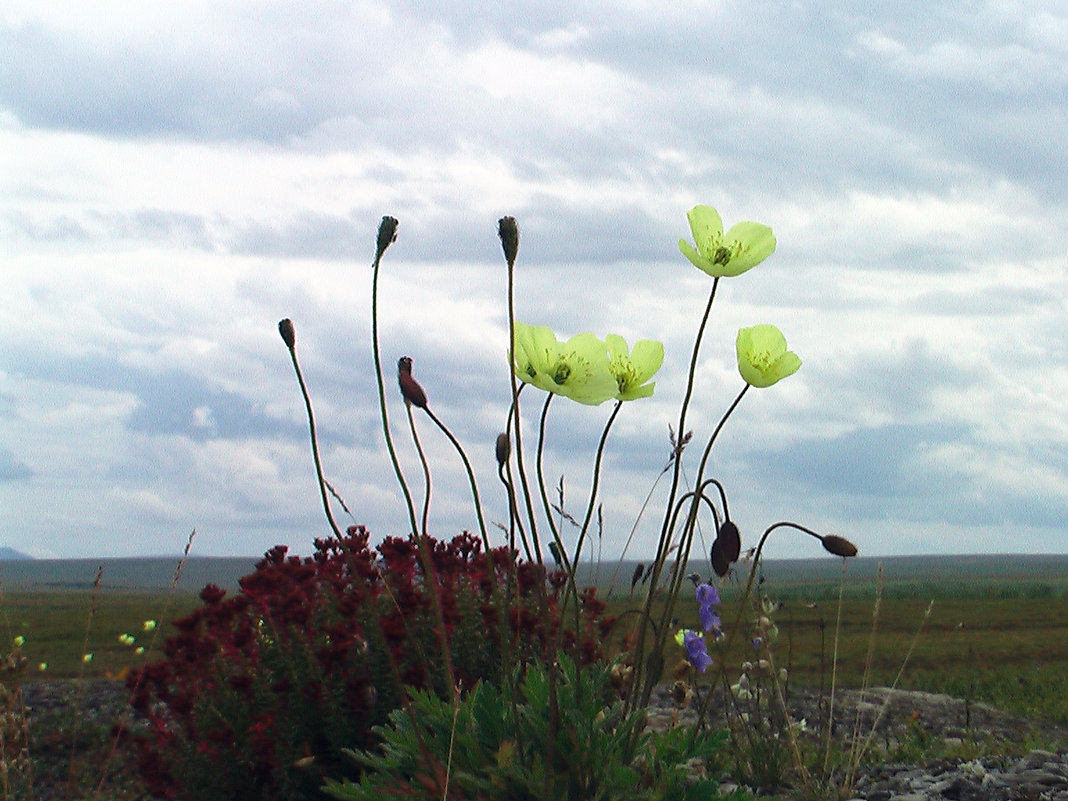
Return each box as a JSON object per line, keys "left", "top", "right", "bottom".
{"left": 821, "top": 534, "right": 858, "bottom": 558}
{"left": 630, "top": 562, "right": 645, "bottom": 591}
{"left": 711, "top": 520, "right": 741, "bottom": 577}
{"left": 278, "top": 318, "right": 296, "bottom": 349}
{"left": 397, "top": 356, "right": 428, "bottom": 409}
{"left": 498, "top": 216, "right": 519, "bottom": 265}
{"left": 376, "top": 216, "right": 399, "bottom": 260}
{"left": 495, "top": 432, "right": 510, "bottom": 467}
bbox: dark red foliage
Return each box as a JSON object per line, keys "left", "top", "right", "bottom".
{"left": 127, "top": 526, "right": 612, "bottom": 801}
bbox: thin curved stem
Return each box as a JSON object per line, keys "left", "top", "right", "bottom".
{"left": 657, "top": 385, "right": 749, "bottom": 633}
{"left": 286, "top": 343, "right": 344, "bottom": 540}
{"left": 569, "top": 400, "right": 622, "bottom": 576}
{"left": 502, "top": 227, "right": 543, "bottom": 564}
{"left": 721, "top": 521, "right": 826, "bottom": 660}
{"left": 370, "top": 219, "right": 420, "bottom": 537}
{"left": 559, "top": 399, "right": 623, "bottom": 632}
{"left": 627, "top": 278, "right": 720, "bottom": 711}
{"left": 499, "top": 459, "right": 533, "bottom": 562}
{"left": 633, "top": 383, "right": 751, "bottom": 710}
{"left": 424, "top": 406, "right": 491, "bottom": 550}
{"left": 534, "top": 393, "right": 565, "bottom": 572}
{"left": 419, "top": 401, "right": 511, "bottom": 705}
{"left": 368, "top": 218, "right": 456, "bottom": 705}
{"left": 405, "top": 404, "right": 432, "bottom": 538}
{"left": 647, "top": 279, "right": 721, "bottom": 581}
{"left": 699, "top": 477, "right": 731, "bottom": 523}
{"left": 690, "top": 519, "right": 831, "bottom": 747}
{"left": 604, "top": 463, "right": 670, "bottom": 598}
{"left": 653, "top": 488, "right": 721, "bottom": 596}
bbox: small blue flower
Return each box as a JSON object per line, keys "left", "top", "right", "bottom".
{"left": 683, "top": 631, "right": 713, "bottom": 673}
{"left": 696, "top": 583, "right": 721, "bottom": 633}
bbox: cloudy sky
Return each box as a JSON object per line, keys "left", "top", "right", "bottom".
{"left": 2, "top": 0, "right": 1066, "bottom": 562}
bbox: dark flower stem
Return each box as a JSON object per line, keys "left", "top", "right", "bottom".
{"left": 423, "top": 406, "right": 492, "bottom": 552}
{"left": 502, "top": 225, "right": 544, "bottom": 566}
{"left": 562, "top": 399, "right": 622, "bottom": 618}
{"left": 533, "top": 393, "right": 565, "bottom": 571}
{"left": 654, "top": 384, "right": 749, "bottom": 644}
{"left": 627, "top": 277, "right": 720, "bottom": 711}
{"left": 369, "top": 219, "right": 420, "bottom": 538}
{"left": 368, "top": 219, "right": 456, "bottom": 706}
{"left": 285, "top": 338, "right": 344, "bottom": 540}
{"left": 405, "top": 404, "right": 432, "bottom": 538}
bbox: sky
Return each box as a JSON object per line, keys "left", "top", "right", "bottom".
{"left": 2, "top": 0, "right": 1067, "bottom": 562}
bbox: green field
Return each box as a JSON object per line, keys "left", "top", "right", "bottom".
{"left": 2, "top": 579, "right": 1066, "bottom": 724}
{"left": 0, "top": 565, "right": 1065, "bottom": 800}
{"left": 0, "top": 591, "right": 204, "bottom": 678}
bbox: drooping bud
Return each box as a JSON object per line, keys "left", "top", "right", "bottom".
{"left": 278, "top": 318, "right": 296, "bottom": 349}
{"left": 671, "top": 680, "right": 692, "bottom": 707}
{"left": 548, "top": 540, "right": 564, "bottom": 567}
{"left": 498, "top": 216, "right": 519, "bottom": 265}
{"left": 711, "top": 541, "right": 728, "bottom": 578}
{"left": 630, "top": 562, "right": 645, "bottom": 591}
{"left": 397, "top": 356, "right": 428, "bottom": 409}
{"left": 376, "top": 216, "right": 399, "bottom": 261}
{"left": 821, "top": 534, "right": 858, "bottom": 558}
{"left": 495, "top": 432, "right": 510, "bottom": 467}
{"left": 711, "top": 520, "right": 741, "bottom": 577}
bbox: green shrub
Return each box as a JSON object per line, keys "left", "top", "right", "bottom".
{"left": 325, "top": 654, "right": 747, "bottom": 801}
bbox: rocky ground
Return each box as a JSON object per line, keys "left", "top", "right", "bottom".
{"left": 646, "top": 683, "right": 1068, "bottom": 800}
{"left": 14, "top": 680, "right": 1068, "bottom": 800}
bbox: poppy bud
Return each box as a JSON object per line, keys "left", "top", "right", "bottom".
{"left": 711, "top": 520, "right": 741, "bottom": 576}
{"left": 711, "top": 541, "right": 727, "bottom": 578}
{"left": 376, "top": 216, "right": 399, "bottom": 260}
{"left": 397, "top": 356, "right": 428, "bottom": 409}
{"left": 630, "top": 562, "right": 645, "bottom": 591}
{"left": 821, "top": 534, "right": 858, "bottom": 558}
{"left": 498, "top": 216, "right": 519, "bottom": 265}
{"left": 278, "top": 318, "right": 296, "bottom": 349}
{"left": 495, "top": 432, "right": 510, "bottom": 467}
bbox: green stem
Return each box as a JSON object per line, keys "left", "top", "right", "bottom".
{"left": 406, "top": 404, "right": 432, "bottom": 538}
{"left": 656, "top": 385, "right": 749, "bottom": 641}
{"left": 690, "top": 520, "right": 829, "bottom": 752}
{"left": 604, "top": 460, "right": 671, "bottom": 598}
{"left": 569, "top": 400, "right": 622, "bottom": 575}
{"left": 419, "top": 404, "right": 509, "bottom": 692}
{"left": 368, "top": 218, "right": 456, "bottom": 705}
{"left": 561, "top": 400, "right": 622, "bottom": 620}
{"left": 370, "top": 217, "right": 420, "bottom": 538}
{"left": 627, "top": 278, "right": 720, "bottom": 711}
{"left": 424, "top": 406, "right": 492, "bottom": 551}
{"left": 286, "top": 343, "right": 344, "bottom": 540}
{"left": 500, "top": 393, "right": 534, "bottom": 562}
{"left": 503, "top": 229, "right": 542, "bottom": 563}
{"left": 532, "top": 393, "right": 560, "bottom": 569}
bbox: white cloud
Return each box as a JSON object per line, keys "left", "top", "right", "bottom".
{"left": 1, "top": 0, "right": 1066, "bottom": 560}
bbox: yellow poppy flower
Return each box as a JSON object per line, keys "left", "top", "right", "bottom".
{"left": 679, "top": 205, "right": 776, "bottom": 278}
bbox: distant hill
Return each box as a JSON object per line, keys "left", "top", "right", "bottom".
{"left": 0, "top": 547, "right": 32, "bottom": 560}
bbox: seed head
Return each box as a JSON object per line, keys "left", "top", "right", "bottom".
{"left": 376, "top": 216, "right": 399, "bottom": 260}
{"left": 498, "top": 216, "right": 519, "bottom": 265}
{"left": 278, "top": 318, "right": 296, "bottom": 349}
{"left": 495, "top": 432, "right": 510, "bottom": 467}
{"left": 397, "top": 356, "right": 428, "bottom": 408}
{"left": 821, "top": 534, "right": 858, "bottom": 558}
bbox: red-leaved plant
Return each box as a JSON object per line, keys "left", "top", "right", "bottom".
{"left": 126, "top": 526, "right": 613, "bottom": 801}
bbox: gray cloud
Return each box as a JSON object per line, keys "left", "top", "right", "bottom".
{"left": 2, "top": 0, "right": 1066, "bottom": 558}
{"left": 0, "top": 448, "right": 32, "bottom": 482}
